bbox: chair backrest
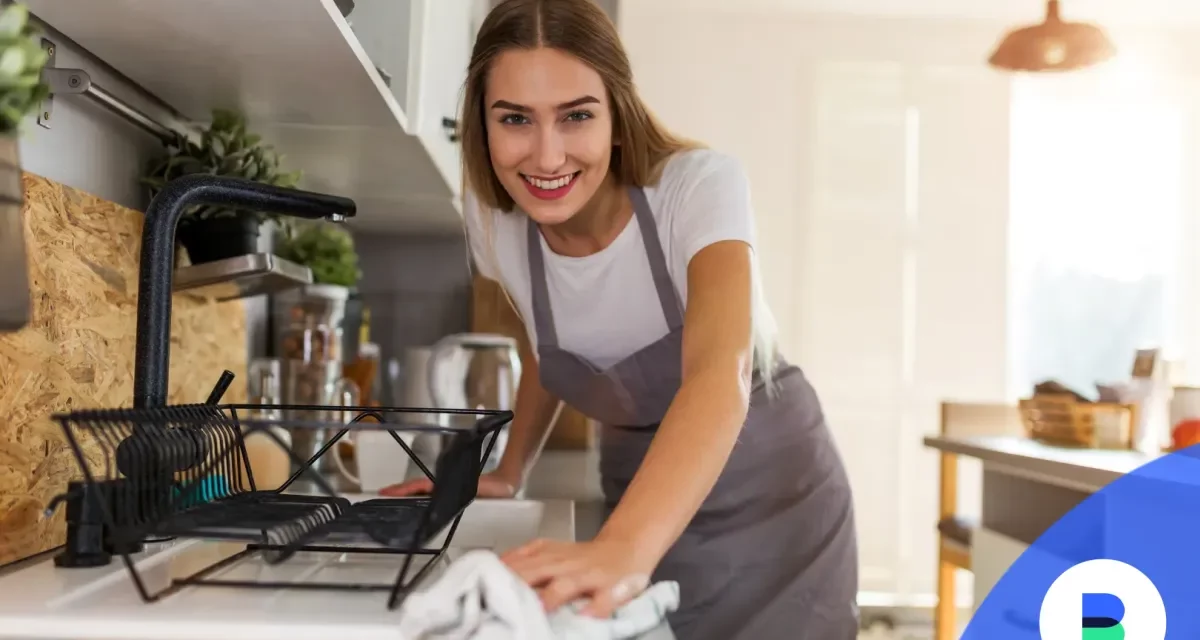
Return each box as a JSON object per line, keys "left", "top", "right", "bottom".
{"left": 940, "top": 401, "right": 1024, "bottom": 438}
{"left": 937, "top": 401, "right": 1023, "bottom": 528}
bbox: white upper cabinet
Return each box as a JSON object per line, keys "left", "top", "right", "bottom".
{"left": 24, "top": 0, "right": 482, "bottom": 234}
{"left": 349, "top": 0, "right": 474, "bottom": 201}
{"left": 408, "top": 0, "right": 476, "bottom": 200}
{"left": 345, "top": 1, "right": 420, "bottom": 116}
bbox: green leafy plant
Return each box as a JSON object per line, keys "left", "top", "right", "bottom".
{"left": 140, "top": 108, "right": 301, "bottom": 226}
{"left": 276, "top": 221, "right": 362, "bottom": 288}
{"left": 0, "top": 3, "right": 50, "bottom": 135}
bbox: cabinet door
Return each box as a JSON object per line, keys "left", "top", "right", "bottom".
{"left": 411, "top": 0, "right": 475, "bottom": 198}
{"left": 345, "top": 0, "right": 420, "bottom": 120}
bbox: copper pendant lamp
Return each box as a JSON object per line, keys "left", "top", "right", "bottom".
{"left": 988, "top": 0, "right": 1116, "bottom": 72}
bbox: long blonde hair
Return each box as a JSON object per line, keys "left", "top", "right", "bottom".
{"left": 458, "top": 0, "right": 781, "bottom": 392}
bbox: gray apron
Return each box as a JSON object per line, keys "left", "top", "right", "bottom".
{"left": 526, "top": 187, "right": 860, "bottom": 640}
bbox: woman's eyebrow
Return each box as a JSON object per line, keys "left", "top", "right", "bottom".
{"left": 490, "top": 95, "right": 601, "bottom": 112}
{"left": 556, "top": 96, "right": 600, "bottom": 109}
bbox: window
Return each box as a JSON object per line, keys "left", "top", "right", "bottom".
{"left": 1008, "top": 57, "right": 1185, "bottom": 397}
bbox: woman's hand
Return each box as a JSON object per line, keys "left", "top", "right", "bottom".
{"left": 501, "top": 537, "right": 655, "bottom": 618}
{"left": 378, "top": 471, "right": 518, "bottom": 498}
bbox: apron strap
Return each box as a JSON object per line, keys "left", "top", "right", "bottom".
{"left": 628, "top": 186, "right": 684, "bottom": 331}
{"left": 525, "top": 219, "right": 559, "bottom": 348}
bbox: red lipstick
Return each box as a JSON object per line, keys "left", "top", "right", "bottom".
{"left": 522, "top": 172, "right": 579, "bottom": 201}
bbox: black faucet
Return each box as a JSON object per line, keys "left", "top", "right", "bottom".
{"left": 133, "top": 174, "right": 356, "bottom": 409}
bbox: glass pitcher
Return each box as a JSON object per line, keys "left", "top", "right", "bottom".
{"left": 427, "top": 332, "right": 521, "bottom": 473}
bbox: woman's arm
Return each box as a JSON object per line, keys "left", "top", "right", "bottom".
{"left": 492, "top": 310, "right": 565, "bottom": 493}
{"left": 594, "top": 238, "right": 756, "bottom": 569}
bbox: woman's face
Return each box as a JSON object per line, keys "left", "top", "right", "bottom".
{"left": 484, "top": 47, "right": 614, "bottom": 225}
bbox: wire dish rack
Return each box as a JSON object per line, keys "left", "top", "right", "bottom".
{"left": 46, "top": 398, "right": 512, "bottom": 609}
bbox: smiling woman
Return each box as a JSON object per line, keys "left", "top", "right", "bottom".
{"left": 380, "top": 1, "right": 861, "bottom": 638}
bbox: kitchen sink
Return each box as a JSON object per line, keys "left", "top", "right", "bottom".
{"left": 426, "top": 497, "right": 554, "bottom": 553}
{"left": 328, "top": 494, "right": 564, "bottom": 554}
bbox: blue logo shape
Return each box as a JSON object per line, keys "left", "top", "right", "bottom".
{"left": 956, "top": 444, "right": 1200, "bottom": 639}
{"left": 1082, "top": 592, "right": 1125, "bottom": 637}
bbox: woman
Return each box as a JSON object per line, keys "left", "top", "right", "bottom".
{"left": 380, "top": 0, "right": 859, "bottom": 637}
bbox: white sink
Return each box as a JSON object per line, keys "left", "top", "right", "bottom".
{"left": 333, "top": 494, "right": 562, "bottom": 554}
{"left": 428, "top": 498, "right": 552, "bottom": 553}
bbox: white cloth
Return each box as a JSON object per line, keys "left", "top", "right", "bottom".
{"left": 464, "top": 147, "right": 775, "bottom": 370}
{"left": 396, "top": 549, "right": 679, "bottom": 640}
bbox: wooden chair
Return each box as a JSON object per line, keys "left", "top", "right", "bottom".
{"left": 935, "top": 401, "right": 1024, "bottom": 640}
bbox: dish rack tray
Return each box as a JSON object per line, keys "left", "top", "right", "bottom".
{"left": 47, "top": 397, "right": 512, "bottom": 609}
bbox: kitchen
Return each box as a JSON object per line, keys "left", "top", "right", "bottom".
{"left": 0, "top": 0, "right": 632, "bottom": 638}
{"left": 5, "top": 0, "right": 1200, "bottom": 638}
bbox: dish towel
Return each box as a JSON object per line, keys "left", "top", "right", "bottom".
{"left": 396, "top": 549, "right": 679, "bottom": 640}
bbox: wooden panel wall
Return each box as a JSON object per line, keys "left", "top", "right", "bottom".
{"left": 0, "top": 174, "right": 248, "bottom": 565}
{"left": 470, "top": 274, "right": 594, "bottom": 450}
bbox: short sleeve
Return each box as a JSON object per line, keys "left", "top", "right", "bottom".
{"left": 463, "top": 189, "right": 500, "bottom": 281}
{"left": 669, "top": 151, "right": 757, "bottom": 265}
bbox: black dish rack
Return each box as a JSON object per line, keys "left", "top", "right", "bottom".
{"left": 45, "top": 391, "right": 512, "bottom": 610}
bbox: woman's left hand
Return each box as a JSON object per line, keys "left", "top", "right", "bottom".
{"left": 501, "top": 537, "right": 656, "bottom": 618}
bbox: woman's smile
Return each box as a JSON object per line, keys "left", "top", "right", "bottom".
{"left": 521, "top": 171, "right": 581, "bottom": 200}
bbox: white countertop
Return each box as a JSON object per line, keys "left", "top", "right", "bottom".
{"left": 0, "top": 494, "right": 673, "bottom": 640}
{"left": 923, "top": 434, "right": 1200, "bottom": 492}
{"left": 0, "top": 498, "right": 561, "bottom": 640}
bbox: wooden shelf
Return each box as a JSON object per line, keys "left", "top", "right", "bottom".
{"left": 26, "top": 0, "right": 462, "bottom": 234}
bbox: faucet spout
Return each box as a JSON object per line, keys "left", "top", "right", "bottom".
{"left": 134, "top": 174, "right": 356, "bottom": 409}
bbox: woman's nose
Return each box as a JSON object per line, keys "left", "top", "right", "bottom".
{"left": 533, "top": 126, "right": 567, "bottom": 173}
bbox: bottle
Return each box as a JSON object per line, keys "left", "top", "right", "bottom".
{"left": 241, "top": 358, "right": 292, "bottom": 491}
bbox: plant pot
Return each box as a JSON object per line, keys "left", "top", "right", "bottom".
{"left": 0, "top": 134, "right": 30, "bottom": 332}
{"left": 177, "top": 213, "right": 260, "bottom": 265}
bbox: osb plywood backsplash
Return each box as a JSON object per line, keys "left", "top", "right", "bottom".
{"left": 0, "top": 173, "right": 248, "bottom": 565}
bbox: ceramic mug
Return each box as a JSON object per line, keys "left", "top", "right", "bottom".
{"left": 330, "top": 428, "right": 418, "bottom": 493}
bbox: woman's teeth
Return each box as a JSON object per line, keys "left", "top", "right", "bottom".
{"left": 523, "top": 173, "right": 576, "bottom": 190}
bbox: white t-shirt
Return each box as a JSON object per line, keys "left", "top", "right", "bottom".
{"left": 465, "top": 148, "right": 775, "bottom": 370}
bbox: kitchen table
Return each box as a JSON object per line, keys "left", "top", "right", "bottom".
{"left": 922, "top": 435, "right": 1193, "bottom": 618}
{"left": 0, "top": 496, "right": 675, "bottom": 640}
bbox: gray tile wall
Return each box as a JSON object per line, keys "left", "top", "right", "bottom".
{"left": 349, "top": 230, "right": 473, "bottom": 376}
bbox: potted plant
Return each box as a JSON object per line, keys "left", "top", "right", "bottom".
{"left": 140, "top": 108, "right": 302, "bottom": 265}
{"left": 276, "top": 220, "right": 362, "bottom": 290}
{"left": 0, "top": 2, "right": 50, "bottom": 332}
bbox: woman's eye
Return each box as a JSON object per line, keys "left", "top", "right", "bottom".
{"left": 564, "top": 110, "right": 593, "bottom": 123}
{"left": 500, "top": 113, "right": 530, "bottom": 125}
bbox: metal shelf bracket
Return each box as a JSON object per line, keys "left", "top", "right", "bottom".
{"left": 37, "top": 36, "right": 177, "bottom": 144}
{"left": 35, "top": 37, "right": 54, "bottom": 129}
